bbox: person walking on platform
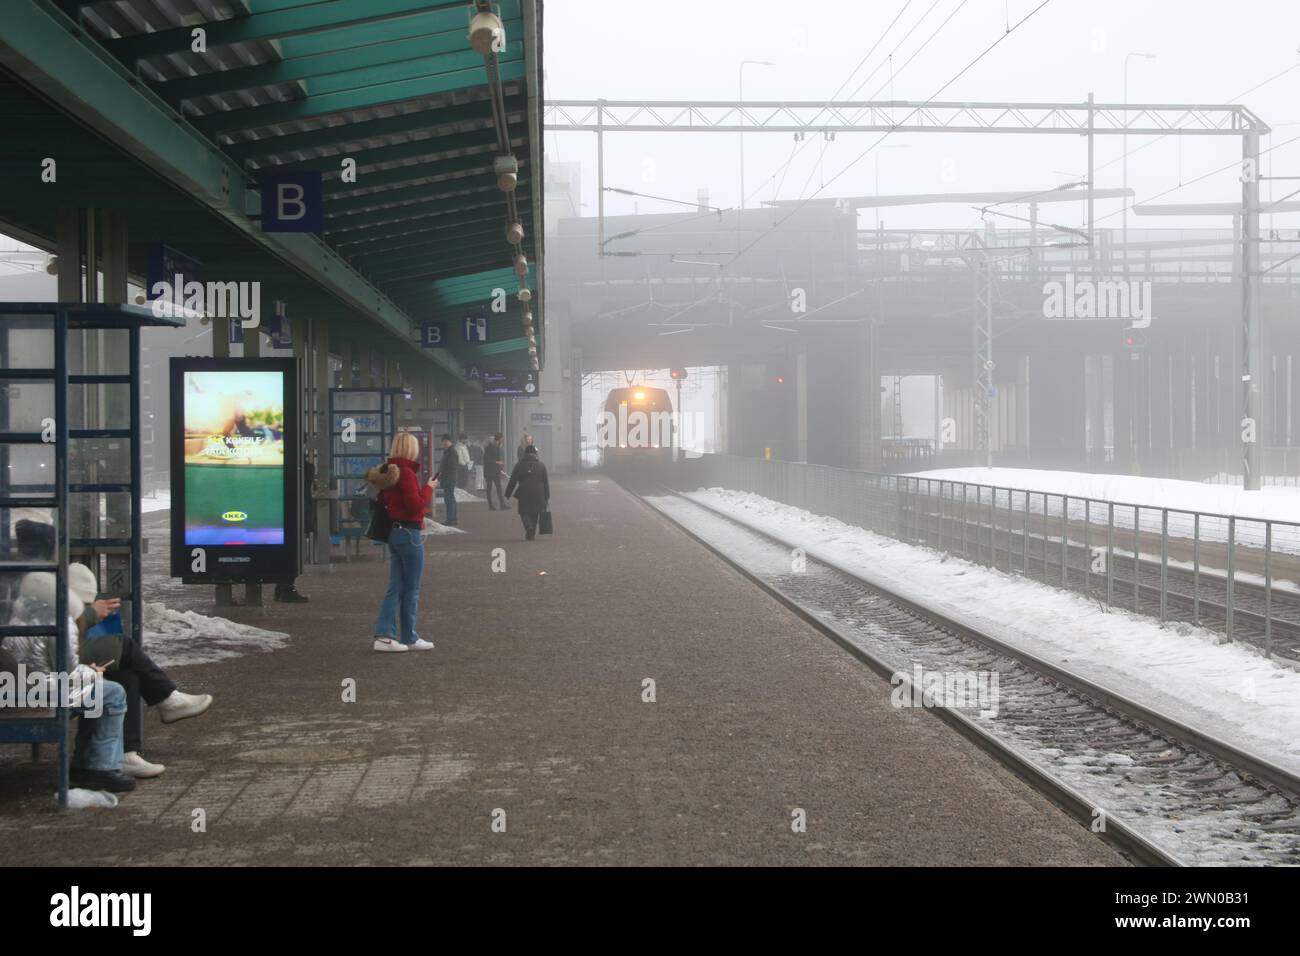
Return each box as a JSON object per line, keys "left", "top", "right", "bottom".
{"left": 437, "top": 433, "right": 460, "bottom": 528}
{"left": 469, "top": 437, "right": 485, "bottom": 491}
{"left": 505, "top": 444, "right": 550, "bottom": 540}
{"left": 515, "top": 432, "right": 534, "bottom": 469}
{"left": 455, "top": 433, "right": 472, "bottom": 491}
{"left": 483, "top": 432, "right": 507, "bottom": 510}
{"left": 367, "top": 432, "right": 436, "bottom": 653}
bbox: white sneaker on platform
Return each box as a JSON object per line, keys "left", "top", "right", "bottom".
{"left": 373, "top": 638, "right": 408, "bottom": 653}
{"left": 408, "top": 638, "right": 434, "bottom": 651}
{"left": 157, "top": 690, "right": 213, "bottom": 724}
{"left": 121, "top": 751, "right": 165, "bottom": 778}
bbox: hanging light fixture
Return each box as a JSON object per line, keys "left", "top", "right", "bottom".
{"left": 468, "top": 10, "right": 505, "bottom": 55}
{"left": 494, "top": 155, "right": 518, "bottom": 192}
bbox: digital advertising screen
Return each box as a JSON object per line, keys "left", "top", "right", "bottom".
{"left": 169, "top": 357, "right": 299, "bottom": 581}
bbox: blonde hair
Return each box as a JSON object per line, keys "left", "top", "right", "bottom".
{"left": 389, "top": 432, "right": 419, "bottom": 461}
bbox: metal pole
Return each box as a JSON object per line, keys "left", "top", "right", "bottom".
{"left": 1265, "top": 521, "right": 1273, "bottom": 657}
{"left": 1192, "top": 513, "right": 1201, "bottom": 623}
{"left": 1106, "top": 502, "right": 1114, "bottom": 606}
{"left": 596, "top": 100, "right": 605, "bottom": 256}
{"left": 1159, "top": 508, "right": 1168, "bottom": 622}
{"left": 1226, "top": 516, "right": 1236, "bottom": 641}
{"left": 1243, "top": 126, "right": 1262, "bottom": 490}
{"left": 1087, "top": 93, "right": 1095, "bottom": 276}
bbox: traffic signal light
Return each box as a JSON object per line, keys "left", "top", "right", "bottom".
{"left": 669, "top": 367, "right": 688, "bottom": 381}
{"left": 1122, "top": 329, "right": 1147, "bottom": 350}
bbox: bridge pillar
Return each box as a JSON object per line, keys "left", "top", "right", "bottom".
{"left": 1113, "top": 349, "right": 1135, "bottom": 473}
{"left": 1027, "top": 351, "right": 1086, "bottom": 469}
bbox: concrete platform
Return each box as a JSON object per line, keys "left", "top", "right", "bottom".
{"left": 0, "top": 476, "right": 1124, "bottom": 865}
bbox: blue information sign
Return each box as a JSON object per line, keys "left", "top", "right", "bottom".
{"left": 258, "top": 170, "right": 324, "bottom": 233}
{"left": 463, "top": 314, "right": 489, "bottom": 343}
{"left": 421, "top": 321, "right": 449, "bottom": 349}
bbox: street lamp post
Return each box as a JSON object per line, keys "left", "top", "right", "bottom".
{"left": 738, "top": 60, "right": 775, "bottom": 211}
{"left": 1122, "top": 52, "right": 1157, "bottom": 276}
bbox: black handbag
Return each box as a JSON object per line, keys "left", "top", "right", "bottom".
{"left": 365, "top": 495, "right": 393, "bottom": 542}
{"left": 538, "top": 510, "right": 553, "bottom": 535}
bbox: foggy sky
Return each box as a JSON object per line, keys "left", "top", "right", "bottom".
{"left": 544, "top": 0, "right": 1300, "bottom": 234}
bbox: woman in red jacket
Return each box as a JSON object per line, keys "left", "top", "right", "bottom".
{"left": 366, "top": 432, "right": 436, "bottom": 652}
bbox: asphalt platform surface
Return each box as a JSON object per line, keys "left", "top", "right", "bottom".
{"left": 0, "top": 475, "right": 1124, "bottom": 866}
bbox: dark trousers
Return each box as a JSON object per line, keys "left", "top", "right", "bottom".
{"left": 485, "top": 473, "right": 506, "bottom": 509}
{"left": 519, "top": 509, "right": 541, "bottom": 538}
{"left": 107, "top": 639, "right": 176, "bottom": 754}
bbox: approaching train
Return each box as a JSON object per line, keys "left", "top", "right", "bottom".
{"left": 599, "top": 385, "right": 675, "bottom": 476}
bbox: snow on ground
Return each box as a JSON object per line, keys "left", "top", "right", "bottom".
{"left": 141, "top": 491, "right": 171, "bottom": 514}
{"left": 143, "top": 602, "right": 289, "bottom": 668}
{"left": 907, "top": 466, "right": 1300, "bottom": 554}
{"left": 688, "top": 486, "right": 1300, "bottom": 775}
{"left": 422, "top": 517, "right": 465, "bottom": 535}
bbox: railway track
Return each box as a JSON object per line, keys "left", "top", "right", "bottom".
{"left": 629, "top": 481, "right": 1300, "bottom": 867}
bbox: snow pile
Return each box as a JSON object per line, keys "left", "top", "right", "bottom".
{"left": 141, "top": 492, "right": 171, "bottom": 514}
{"left": 142, "top": 602, "right": 289, "bottom": 667}
{"left": 689, "top": 486, "right": 1300, "bottom": 775}
{"left": 453, "top": 487, "right": 481, "bottom": 502}
{"left": 422, "top": 517, "right": 465, "bottom": 536}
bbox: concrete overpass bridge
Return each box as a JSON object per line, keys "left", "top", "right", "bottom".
{"left": 548, "top": 202, "right": 1300, "bottom": 479}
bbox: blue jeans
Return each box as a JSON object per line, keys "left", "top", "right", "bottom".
{"left": 441, "top": 484, "right": 458, "bottom": 526}
{"left": 72, "top": 679, "right": 126, "bottom": 772}
{"left": 374, "top": 526, "right": 425, "bottom": 644}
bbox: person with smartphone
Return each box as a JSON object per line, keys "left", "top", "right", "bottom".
{"left": 437, "top": 433, "right": 460, "bottom": 528}
{"left": 367, "top": 432, "right": 437, "bottom": 652}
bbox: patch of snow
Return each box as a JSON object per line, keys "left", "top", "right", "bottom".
{"left": 142, "top": 602, "right": 289, "bottom": 667}
{"left": 688, "top": 486, "right": 1300, "bottom": 776}
{"left": 422, "top": 517, "right": 465, "bottom": 535}
{"left": 141, "top": 492, "right": 171, "bottom": 514}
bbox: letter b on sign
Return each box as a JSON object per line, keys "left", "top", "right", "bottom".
{"left": 258, "top": 171, "right": 323, "bottom": 233}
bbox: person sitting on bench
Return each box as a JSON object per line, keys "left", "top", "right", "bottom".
{"left": 3, "top": 572, "right": 134, "bottom": 794}
{"left": 69, "top": 563, "right": 212, "bottom": 779}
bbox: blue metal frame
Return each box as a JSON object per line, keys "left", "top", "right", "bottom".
{"left": 0, "top": 303, "right": 179, "bottom": 808}
{"left": 328, "top": 387, "right": 397, "bottom": 543}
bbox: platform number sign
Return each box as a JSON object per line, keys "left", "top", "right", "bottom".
{"left": 258, "top": 170, "right": 324, "bottom": 233}
{"left": 421, "top": 321, "right": 448, "bottom": 349}
{"left": 465, "top": 364, "right": 483, "bottom": 381}
{"left": 464, "top": 314, "right": 489, "bottom": 344}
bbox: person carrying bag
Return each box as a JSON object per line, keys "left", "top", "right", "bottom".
{"left": 504, "top": 444, "right": 550, "bottom": 541}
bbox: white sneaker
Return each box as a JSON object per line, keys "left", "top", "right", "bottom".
{"left": 373, "top": 638, "right": 408, "bottom": 653}
{"left": 121, "top": 751, "right": 165, "bottom": 778}
{"left": 157, "top": 690, "right": 213, "bottom": 725}
{"left": 408, "top": 638, "right": 434, "bottom": 651}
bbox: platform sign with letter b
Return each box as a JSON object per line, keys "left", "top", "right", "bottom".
{"left": 258, "top": 170, "right": 323, "bottom": 233}
{"left": 421, "top": 321, "right": 448, "bottom": 349}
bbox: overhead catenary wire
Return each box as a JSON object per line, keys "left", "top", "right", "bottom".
{"left": 731, "top": 0, "right": 1056, "bottom": 267}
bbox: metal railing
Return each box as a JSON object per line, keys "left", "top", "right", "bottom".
{"left": 677, "top": 454, "right": 1300, "bottom": 663}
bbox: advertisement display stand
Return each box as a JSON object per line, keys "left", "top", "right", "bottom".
{"left": 169, "top": 358, "right": 300, "bottom": 583}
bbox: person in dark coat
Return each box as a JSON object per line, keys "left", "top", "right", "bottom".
{"left": 482, "top": 432, "right": 506, "bottom": 510}
{"left": 437, "top": 434, "right": 460, "bottom": 527}
{"left": 504, "top": 444, "right": 550, "bottom": 540}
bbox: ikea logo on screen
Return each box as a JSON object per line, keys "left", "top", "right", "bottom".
{"left": 222, "top": 511, "right": 248, "bottom": 522}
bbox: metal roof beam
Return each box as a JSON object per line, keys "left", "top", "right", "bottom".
{"left": 193, "top": 56, "right": 526, "bottom": 137}
{"left": 151, "top": 19, "right": 471, "bottom": 104}
{"left": 107, "top": 0, "right": 472, "bottom": 64}
{"left": 223, "top": 95, "right": 512, "bottom": 161}
{"left": 0, "top": 0, "right": 465, "bottom": 379}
